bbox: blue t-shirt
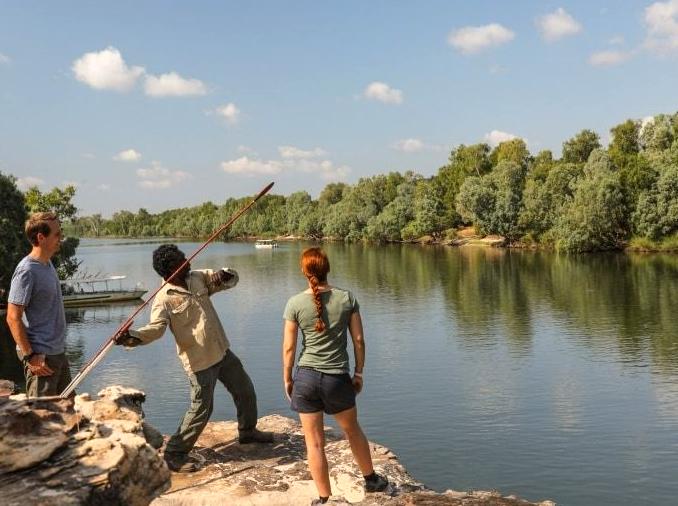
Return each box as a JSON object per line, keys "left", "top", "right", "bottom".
{"left": 8, "top": 256, "right": 66, "bottom": 354}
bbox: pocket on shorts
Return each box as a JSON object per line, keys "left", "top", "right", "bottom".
{"left": 292, "top": 369, "right": 318, "bottom": 397}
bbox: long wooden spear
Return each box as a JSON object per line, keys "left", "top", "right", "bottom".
{"left": 60, "top": 182, "right": 275, "bottom": 398}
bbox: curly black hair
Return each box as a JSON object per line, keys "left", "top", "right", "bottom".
{"left": 152, "top": 244, "right": 186, "bottom": 279}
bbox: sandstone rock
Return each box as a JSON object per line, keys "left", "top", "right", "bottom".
{"left": 153, "top": 414, "right": 553, "bottom": 506}
{"left": 0, "top": 387, "right": 170, "bottom": 505}
{"left": 0, "top": 379, "right": 14, "bottom": 397}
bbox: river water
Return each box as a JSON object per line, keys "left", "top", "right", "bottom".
{"left": 3, "top": 238, "right": 678, "bottom": 505}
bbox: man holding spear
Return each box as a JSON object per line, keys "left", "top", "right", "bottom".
{"left": 115, "top": 243, "right": 273, "bottom": 472}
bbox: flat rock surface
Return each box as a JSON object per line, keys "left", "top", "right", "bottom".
{"left": 153, "top": 415, "right": 554, "bottom": 506}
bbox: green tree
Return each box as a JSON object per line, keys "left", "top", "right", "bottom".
{"left": 519, "top": 163, "right": 581, "bottom": 238}
{"left": 433, "top": 143, "right": 492, "bottom": 228}
{"left": 402, "top": 179, "right": 444, "bottom": 239}
{"left": 0, "top": 173, "right": 28, "bottom": 301}
{"left": 284, "top": 191, "right": 313, "bottom": 234}
{"left": 633, "top": 164, "right": 678, "bottom": 240}
{"left": 490, "top": 138, "right": 531, "bottom": 168}
{"left": 640, "top": 115, "right": 675, "bottom": 152}
{"left": 555, "top": 152, "right": 626, "bottom": 251}
{"left": 562, "top": 129, "right": 601, "bottom": 164}
{"left": 318, "top": 182, "right": 348, "bottom": 207}
{"left": 528, "top": 149, "right": 555, "bottom": 181}
{"left": 364, "top": 180, "right": 416, "bottom": 242}
{"left": 456, "top": 161, "right": 527, "bottom": 240}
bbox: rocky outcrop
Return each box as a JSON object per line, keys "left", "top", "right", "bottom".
{"left": 0, "top": 385, "right": 554, "bottom": 506}
{"left": 153, "top": 415, "right": 554, "bottom": 506}
{"left": 0, "top": 386, "right": 170, "bottom": 505}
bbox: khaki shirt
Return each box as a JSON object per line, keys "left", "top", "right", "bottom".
{"left": 130, "top": 268, "right": 239, "bottom": 374}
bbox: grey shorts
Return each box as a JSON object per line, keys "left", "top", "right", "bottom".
{"left": 290, "top": 366, "right": 356, "bottom": 414}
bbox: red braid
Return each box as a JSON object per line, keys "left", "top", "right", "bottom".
{"left": 301, "top": 247, "right": 330, "bottom": 333}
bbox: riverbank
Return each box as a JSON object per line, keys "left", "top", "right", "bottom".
{"left": 72, "top": 228, "right": 678, "bottom": 254}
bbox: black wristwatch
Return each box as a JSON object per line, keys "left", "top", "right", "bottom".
{"left": 21, "top": 352, "right": 36, "bottom": 365}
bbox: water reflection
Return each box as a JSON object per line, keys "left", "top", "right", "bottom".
{"left": 1, "top": 241, "right": 677, "bottom": 505}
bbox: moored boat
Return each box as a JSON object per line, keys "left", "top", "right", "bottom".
{"left": 61, "top": 275, "right": 147, "bottom": 307}
{"left": 254, "top": 239, "right": 278, "bottom": 249}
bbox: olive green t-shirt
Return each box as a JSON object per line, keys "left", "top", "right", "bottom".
{"left": 283, "top": 287, "right": 360, "bottom": 374}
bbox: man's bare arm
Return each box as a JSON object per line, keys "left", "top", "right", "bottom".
{"left": 6, "top": 303, "right": 32, "bottom": 356}
{"left": 6, "top": 303, "right": 53, "bottom": 376}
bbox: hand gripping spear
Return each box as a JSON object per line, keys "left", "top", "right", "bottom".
{"left": 59, "top": 182, "right": 275, "bottom": 399}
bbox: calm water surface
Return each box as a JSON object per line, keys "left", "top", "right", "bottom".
{"left": 4, "top": 239, "right": 678, "bottom": 505}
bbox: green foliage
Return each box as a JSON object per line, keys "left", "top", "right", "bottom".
{"left": 456, "top": 161, "right": 527, "bottom": 240}
{"left": 529, "top": 150, "right": 555, "bottom": 181}
{"left": 554, "top": 155, "right": 627, "bottom": 252}
{"left": 640, "top": 114, "right": 675, "bottom": 152}
{"left": 24, "top": 184, "right": 80, "bottom": 279}
{"left": 0, "top": 173, "right": 28, "bottom": 301}
{"left": 364, "top": 180, "right": 416, "bottom": 242}
{"left": 432, "top": 143, "right": 492, "bottom": 228}
{"left": 562, "top": 129, "right": 601, "bottom": 164}
{"left": 24, "top": 185, "right": 77, "bottom": 220}
{"left": 402, "top": 179, "right": 444, "bottom": 240}
{"left": 519, "top": 162, "right": 581, "bottom": 238}
{"left": 633, "top": 164, "right": 678, "bottom": 240}
{"left": 490, "top": 138, "right": 531, "bottom": 167}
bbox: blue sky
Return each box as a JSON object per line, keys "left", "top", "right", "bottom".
{"left": 1, "top": 1, "right": 677, "bottom": 215}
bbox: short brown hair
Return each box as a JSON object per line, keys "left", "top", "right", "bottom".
{"left": 25, "top": 212, "right": 59, "bottom": 246}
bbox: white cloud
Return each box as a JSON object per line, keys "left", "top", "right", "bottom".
{"left": 278, "top": 146, "right": 327, "bottom": 159}
{"left": 448, "top": 23, "right": 515, "bottom": 54}
{"left": 81, "top": 153, "right": 96, "bottom": 159}
{"left": 136, "top": 161, "right": 191, "bottom": 189}
{"left": 144, "top": 72, "right": 207, "bottom": 97}
{"left": 643, "top": 0, "right": 678, "bottom": 54}
{"left": 588, "top": 50, "right": 632, "bottom": 66}
{"left": 221, "top": 156, "right": 282, "bottom": 176}
{"left": 0, "top": 52, "right": 10, "bottom": 64}
{"left": 72, "top": 47, "right": 144, "bottom": 92}
{"left": 97, "top": 184, "right": 111, "bottom": 191}
{"left": 536, "top": 8, "right": 582, "bottom": 42}
{"left": 221, "top": 147, "right": 350, "bottom": 181}
{"left": 484, "top": 130, "right": 521, "bottom": 147}
{"left": 608, "top": 35, "right": 625, "bottom": 45}
{"left": 393, "top": 138, "right": 424, "bottom": 153}
{"left": 211, "top": 103, "right": 240, "bottom": 124}
{"left": 16, "top": 176, "right": 45, "bottom": 190}
{"left": 113, "top": 148, "right": 142, "bottom": 162}
{"left": 363, "top": 81, "right": 403, "bottom": 105}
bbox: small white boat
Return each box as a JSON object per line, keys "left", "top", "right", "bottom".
{"left": 254, "top": 239, "right": 278, "bottom": 249}
{"left": 61, "top": 275, "right": 147, "bottom": 307}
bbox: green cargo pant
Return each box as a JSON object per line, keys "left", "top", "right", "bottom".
{"left": 22, "top": 352, "right": 72, "bottom": 398}
{"left": 165, "top": 349, "right": 258, "bottom": 456}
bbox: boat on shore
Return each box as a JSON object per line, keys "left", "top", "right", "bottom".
{"left": 254, "top": 239, "right": 278, "bottom": 249}
{"left": 61, "top": 276, "right": 146, "bottom": 307}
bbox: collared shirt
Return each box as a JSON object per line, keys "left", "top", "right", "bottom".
{"left": 130, "top": 268, "right": 238, "bottom": 374}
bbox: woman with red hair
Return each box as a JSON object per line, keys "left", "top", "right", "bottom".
{"left": 282, "top": 247, "right": 388, "bottom": 505}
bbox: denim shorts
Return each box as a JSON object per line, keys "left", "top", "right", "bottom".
{"left": 290, "top": 367, "right": 356, "bottom": 414}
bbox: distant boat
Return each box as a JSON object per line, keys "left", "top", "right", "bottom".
{"left": 61, "top": 275, "right": 147, "bottom": 307}
{"left": 254, "top": 239, "right": 278, "bottom": 249}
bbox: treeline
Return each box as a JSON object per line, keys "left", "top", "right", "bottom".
{"left": 64, "top": 110, "right": 678, "bottom": 252}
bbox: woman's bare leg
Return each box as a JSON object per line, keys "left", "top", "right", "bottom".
{"left": 299, "top": 411, "right": 331, "bottom": 498}
{"left": 333, "top": 406, "right": 373, "bottom": 475}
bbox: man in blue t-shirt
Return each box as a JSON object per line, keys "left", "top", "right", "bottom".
{"left": 6, "top": 212, "right": 71, "bottom": 397}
